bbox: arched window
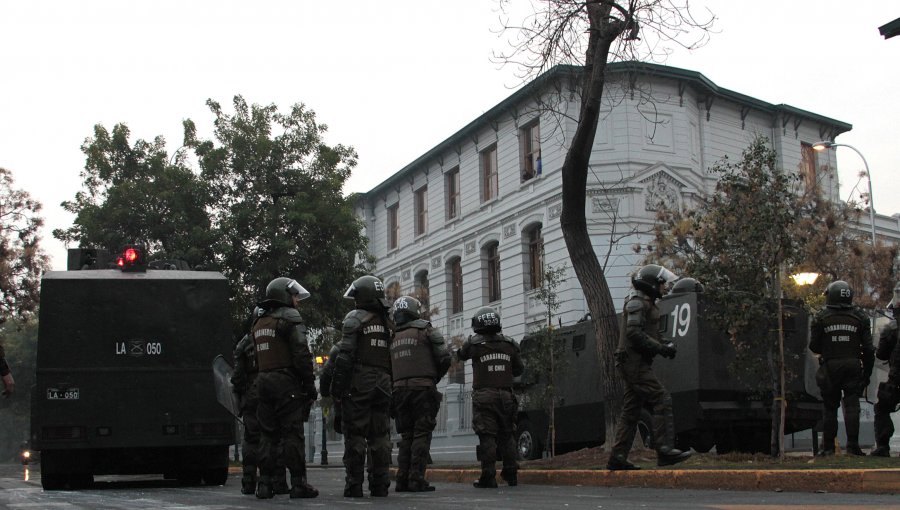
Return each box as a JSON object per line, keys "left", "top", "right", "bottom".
{"left": 414, "top": 269, "right": 430, "bottom": 318}
{"left": 447, "top": 257, "right": 463, "bottom": 315}
{"left": 524, "top": 224, "right": 543, "bottom": 290}
{"left": 482, "top": 242, "right": 501, "bottom": 303}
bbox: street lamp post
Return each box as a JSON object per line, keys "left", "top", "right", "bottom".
{"left": 812, "top": 141, "right": 876, "bottom": 246}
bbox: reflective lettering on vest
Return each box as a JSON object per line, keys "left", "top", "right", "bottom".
{"left": 471, "top": 338, "right": 515, "bottom": 389}
{"left": 391, "top": 327, "right": 437, "bottom": 381}
{"left": 253, "top": 316, "right": 292, "bottom": 371}
{"left": 356, "top": 314, "right": 391, "bottom": 370}
{"left": 820, "top": 312, "right": 863, "bottom": 359}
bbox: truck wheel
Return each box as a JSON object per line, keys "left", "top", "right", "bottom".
{"left": 203, "top": 467, "right": 229, "bottom": 486}
{"left": 517, "top": 419, "right": 543, "bottom": 460}
{"left": 41, "top": 473, "right": 67, "bottom": 491}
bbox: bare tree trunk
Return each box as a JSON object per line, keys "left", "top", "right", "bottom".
{"left": 559, "top": 4, "right": 627, "bottom": 448}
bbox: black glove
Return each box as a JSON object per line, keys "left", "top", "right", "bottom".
{"left": 659, "top": 342, "right": 677, "bottom": 359}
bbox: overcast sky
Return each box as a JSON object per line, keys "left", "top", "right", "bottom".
{"left": 2, "top": 1, "right": 898, "bottom": 270}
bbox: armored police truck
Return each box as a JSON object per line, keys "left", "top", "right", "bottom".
{"left": 516, "top": 288, "right": 821, "bottom": 458}
{"left": 31, "top": 247, "right": 234, "bottom": 490}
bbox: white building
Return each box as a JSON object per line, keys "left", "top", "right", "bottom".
{"left": 309, "top": 62, "right": 900, "bottom": 461}
{"left": 352, "top": 62, "right": 898, "bottom": 343}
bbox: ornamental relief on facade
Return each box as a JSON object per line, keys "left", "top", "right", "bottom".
{"left": 642, "top": 174, "right": 681, "bottom": 212}
{"left": 591, "top": 197, "right": 619, "bottom": 215}
{"left": 503, "top": 224, "right": 517, "bottom": 239}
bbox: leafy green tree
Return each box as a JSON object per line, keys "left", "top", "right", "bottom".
{"left": 520, "top": 261, "right": 567, "bottom": 457}
{"left": 193, "top": 96, "right": 369, "bottom": 333}
{"left": 53, "top": 124, "right": 215, "bottom": 267}
{"left": 0, "top": 320, "right": 38, "bottom": 461}
{"left": 0, "top": 168, "right": 50, "bottom": 323}
{"left": 55, "top": 98, "right": 371, "bottom": 337}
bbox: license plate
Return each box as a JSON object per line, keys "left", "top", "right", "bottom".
{"left": 46, "top": 388, "right": 80, "bottom": 400}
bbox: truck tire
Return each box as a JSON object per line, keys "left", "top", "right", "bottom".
{"left": 517, "top": 418, "right": 543, "bottom": 460}
{"left": 203, "top": 467, "right": 229, "bottom": 486}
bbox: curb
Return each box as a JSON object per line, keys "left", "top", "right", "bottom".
{"left": 421, "top": 468, "right": 900, "bottom": 494}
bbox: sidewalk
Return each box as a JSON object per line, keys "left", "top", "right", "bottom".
{"left": 420, "top": 466, "right": 900, "bottom": 494}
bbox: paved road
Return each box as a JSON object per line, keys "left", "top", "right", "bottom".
{"left": 1, "top": 463, "right": 899, "bottom": 509}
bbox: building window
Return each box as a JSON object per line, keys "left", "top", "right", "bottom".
{"left": 480, "top": 145, "right": 498, "bottom": 203}
{"left": 521, "top": 121, "right": 541, "bottom": 181}
{"left": 526, "top": 225, "right": 543, "bottom": 290}
{"left": 414, "top": 186, "right": 428, "bottom": 236}
{"left": 387, "top": 203, "right": 399, "bottom": 250}
{"left": 448, "top": 257, "right": 463, "bottom": 315}
{"left": 484, "top": 242, "right": 501, "bottom": 303}
{"left": 800, "top": 142, "right": 817, "bottom": 190}
{"left": 446, "top": 167, "right": 460, "bottom": 220}
{"left": 414, "top": 270, "right": 430, "bottom": 318}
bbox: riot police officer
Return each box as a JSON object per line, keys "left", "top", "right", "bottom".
{"left": 252, "top": 277, "right": 319, "bottom": 499}
{"left": 607, "top": 265, "right": 691, "bottom": 470}
{"left": 457, "top": 307, "right": 524, "bottom": 488}
{"left": 0, "top": 343, "right": 13, "bottom": 397}
{"left": 231, "top": 307, "right": 263, "bottom": 495}
{"left": 871, "top": 281, "right": 900, "bottom": 457}
{"left": 331, "top": 275, "right": 394, "bottom": 498}
{"left": 809, "top": 280, "right": 874, "bottom": 456}
{"left": 390, "top": 296, "right": 450, "bottom": 492}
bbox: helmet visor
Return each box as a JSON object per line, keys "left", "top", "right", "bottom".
{"left": 656, "top": 267, "right": 679, "bottom": 284}
{"left": 343, "top": 283, "right": 356, "bottom": 300}
{"left": 286, "top": 279, "right": 311, "bottom": 301}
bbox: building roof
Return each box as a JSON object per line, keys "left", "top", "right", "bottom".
{"left": 879, "top": 17, "right": 900, "bottom": 39}
{"left": 361, "top": 62, "right": 852, "bottom": 199}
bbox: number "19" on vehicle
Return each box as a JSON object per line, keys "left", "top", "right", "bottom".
{"left": 669, "top": 303, "right": 692, "bottom": 338}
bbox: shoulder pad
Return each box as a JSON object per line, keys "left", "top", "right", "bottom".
{"left": 625, "top": 299, "right": 645, "bottom": 314}
{"left": 469, "top": 333, "right": 486, "bottom": 345}
{"left": 852, "top": 308, "right": 870, "bottom": 324}
{"left": 500, "top": 334, "right": 519, "bottom": 348}
{"left": 408, "top": 319, "right": 431, "bottom": 329}
{"left": 428, "top": 327, "right": 445, "bottom": 344}
{"left": 344, "top": 309, "right": 374, "bottom": 323}
{"left": 271, "top": 306, "right": 303, "bottom": 324}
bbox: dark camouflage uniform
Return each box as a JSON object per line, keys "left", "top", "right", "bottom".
{"left": 611, "top": 289, "right": 678, "bottom": 459}
{"left": 391, "top": 318, "right": 450, "bottom": 491}
{"left": 232, "top": 332, "right": 261, "bottom": 493}
{"left": 457, "top": 332, "right": 524, "bottom": 485}
{"left": 873, "top": 317, "right": 899, "bottom": 452}
{"left": 336, "top": 308, "right": 393, "bottom": 495}
{"left": 252, "top": 305, "right": 318, "bottom": 494}
{"left": 809, "top": 306, "right": 874, "bottom": 453}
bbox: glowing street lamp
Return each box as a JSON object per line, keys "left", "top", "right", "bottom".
{"left": 812, "top": 141, "right": 876, "bottom": 246}
{"left": 790, "top": 272, "right": 820, "bottom": 286}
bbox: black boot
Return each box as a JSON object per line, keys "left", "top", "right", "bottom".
{"left": 500, "top": 468, "right": 518, "bottom": 486}
{"left": 370, "top": 485, "right": 389, "bottom": 497}
{"left": 343, "top": 484, "right": 363, "bottom": 497}
{"left": 657, "top": 446, "right": 691, "bottom": 467}
{"left": 240, "top": 466, "right": 257, "bottom": 495}
{"left": 255, "top": 476, "right": 274, "bottom": 500}
{"left": 871, "top": 445, "right": 891, "bottom": 457}
{"left": 273, "top": 470, "right": 290, "bottom": 495}
{"left": 395, "top": 478, "right": 410, "bottom": 492}
{"left": 289, "top": 475, "right": 319, "bottom": 499}
{"left": 409, "top": 479, "right": 436, "bottom": 492}
{"left": 473, "top": 473, "right": 498, "bottom": 489}
{"left": 606, "top": 454, "right": 640, "bottom": 471}
{"left": 846, "top": 444, "right": 865, "bottom": 456}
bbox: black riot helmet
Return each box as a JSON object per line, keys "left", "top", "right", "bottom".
{"left": 824, "top": 280, "right": 853, "bottom": 309}
{"left": 392, "top": 295, "right": 421, "bottom": 325}
{"left": 262, "top": 277, "right": 311, "bottom": 307}
{"left": 344, "top": 275, "right": 390, "bottom": 310}
{"left": 671, "top": 277, "right": 704, "bottom": 294}
{"left": 472, "top": 306, "right": 502, "bottom": 334}
{"left": 631, "top": 264, "right": 678, "bottom": 299}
